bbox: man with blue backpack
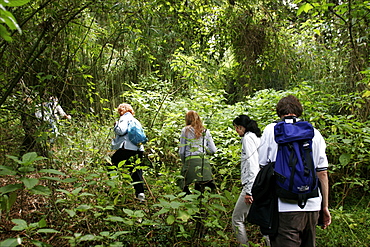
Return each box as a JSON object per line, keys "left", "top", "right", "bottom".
{"left": 258, "top": 95, "right": 331, "bottom": 247}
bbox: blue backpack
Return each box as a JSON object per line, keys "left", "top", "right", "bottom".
{"left": 127, "top": 118, "right": 148, "bottom": 146}
{"left": 274, "top": 117, "right": 318, "bottom": 209}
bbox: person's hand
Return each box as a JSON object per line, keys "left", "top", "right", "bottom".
{"left": 321, "top": 207, "right": 331, "bottom": 229}
{"left": 244, "top": 194, "right": 253, "bottom": 205}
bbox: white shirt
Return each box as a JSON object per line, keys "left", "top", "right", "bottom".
{"left": 259, "top": 120, "right": 329, "bottom": 212}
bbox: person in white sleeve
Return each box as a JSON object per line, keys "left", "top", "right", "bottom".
{"left": 35, "top": 96, "right": 71, "bottom": 135}
{"left": 231, "top": 115, "right": 270, "bottom": 246}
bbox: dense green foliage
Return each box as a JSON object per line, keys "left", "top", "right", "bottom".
{"left": 0, "top": 0, "right": 369, "bottom": 246}
{"left": 1, "top": 86, "right": 369, "bottom": 246}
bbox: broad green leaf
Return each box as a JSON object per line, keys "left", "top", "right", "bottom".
{"left": 110, "top": 231, "right": 131, "bottom": 238}
{"left": 5, "top": 155, "right": 21, "bottom": 164}
{"left": 38, "top": 218, "right": 47, "bottom": 228}
{"left": 29, "top": 222, "right": 39, "bottom": 229}
{"left": 20, "top": 177, "right": 39, "bottom": 189}
{"left": 166, "top": 214, "right": 175, "bottom": 225}
{"left": 177, "top": 210, "right": 191, "bottom": 222}
{"left": 297, "top": 3, "right": 313, "bottom": 16}
{"left": 342, "top": 139, "right": 352, "bottom": 144}
{"left": 0, "top": 238, "right": 21, "bottom": 247}
{"left": 72, "top": 187, "right": 83, "bottom": 195}
{"left": 61, "top": 178, "right": 78, "bottom": 183}
{"left": 0, "top": 184, "right": 22, "bottom": 194}
{"left": 210, "top": 203, "right": 227, "bottom": 212}
{"left": 0, "top": 165, "right": 13, "bottom": 169}
{"left": 153, "top": 208, "right": 169, "bottom": 216}
{"left": 362, "top": 91, "right": 370, "bottom": 98}
{"left": 65, "top": 209, "right": 76, "bottom": 217}
{"left": 30, "top": 185, "right": 51, "bottom": 196}
{"left": 56, "top": 189, "right": 71, "bottom": 195}
{"left": 3, "top": 192, "right": 18, "bottom": 211}
{"left": 133, "top": 210, "right": 145, "bottom": 218}
{"left": 39, "top": 169, "right": 66, "bottom": 176}
{"left": 2, "top": 12, "right": 18, "bottom": 31}
{"left": 0, "top": 25, "right": 13, "bottom": 42}
{"left": 339, "top": 153, "right": 351, "bottom": 166}
{"left": 122, "top": 208, "right": 134, "bottom": 216}
{"left": 11, "top": 219, "right": 28, "bottom": 231}
{"left": 55, "top": 199, "right": 66, "bottom": 204}
{"left": 99, "top": 231, "right": 110, "bottom": 237}
{"left": 79, "top": 192, "right": 95, "bottom": 197}
{"left": 75, "top": 204, "right": 92, "bottom": 211}
{"left": 36, "top": 229, "right": 59, "bottom": 233}
{"left": 20, "top": 152, "right": 46, "bottom": 165}
{"left": 79, "top": 234, "right": 96, "bottom": 241}
{"left": 0, "top": 168, "right": 17, "bottom": 176}
{"left": 169, "top": 201, "right": 182, "bottom": 209}
{"left": 105, "top": 216, "right": 125, "bottom": 222}
{"left": 18, "top": 166, "right": 35, "bottom": 173}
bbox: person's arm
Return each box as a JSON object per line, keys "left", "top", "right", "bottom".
{"left": 243, "top": 134, "right": 259, "bottom": 204}
{"left": 317, "top": 170, "right": 331, "bottom": 229}
{"left": 205, "top": 130, "right": 217, "bottom": 154}
{"left": 179, "top": 128, "right": 187, "bottom": 164}
{"left": 313, "top": 128, "right": 331, "bottom": 229}
{"left": 55, "top": 104, "right": 71, "bottom": 119}
{"left": 258, "top": 123, "right": 276, "bottom": 166}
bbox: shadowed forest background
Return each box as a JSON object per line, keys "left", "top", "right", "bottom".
{"left": 0, "top": 0, "right": 369, "bottom": 246}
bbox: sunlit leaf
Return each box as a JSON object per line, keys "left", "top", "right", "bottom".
{"left": 166, "top": 214, "right": 175, "bottom": 225}
{"left": 11, "top": 219, "right": 28, "bottom": 231}
{"left": 36, "top": 229, "right": 59, "bottom": 233}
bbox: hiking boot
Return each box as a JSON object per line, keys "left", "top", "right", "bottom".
{"left": 137, "top": 193, "right": 145, "bottom": 202}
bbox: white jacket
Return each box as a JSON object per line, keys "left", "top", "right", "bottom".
{"left": 111, "top": 112, "right": 144, "bottom": 151}
{"left": 240, "top": 132, "right": 260, "bottom": 195}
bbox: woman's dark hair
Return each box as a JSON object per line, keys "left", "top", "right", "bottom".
{"left": 276, "top": 95, "right": 303, "bottom": 118}
{"left": 233, "top": 115, "right": 261, "bottom": 137}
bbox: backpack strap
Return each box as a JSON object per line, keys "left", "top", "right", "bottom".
{"left": 303, "top": 141, "right": 317, "bottom": 188}
{"left": 287, "top": 143, "right": 298, "bottom": 192}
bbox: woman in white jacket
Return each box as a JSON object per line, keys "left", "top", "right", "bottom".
{"left": 111, "top": 103, "right": 146, "bottom": 202}
{"left": 232, "top": 115, "right": 261, "bottom": 246}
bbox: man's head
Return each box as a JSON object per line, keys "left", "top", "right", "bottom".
{"left": 276, "top": 95, "right": 303, "bottom": 118}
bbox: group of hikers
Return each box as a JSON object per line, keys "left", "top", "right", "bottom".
{"left": 32, "top": 94, "right": 331, "bottom": 246}
{"left": 110, "top": 95, "right": 331, "bottom": 247}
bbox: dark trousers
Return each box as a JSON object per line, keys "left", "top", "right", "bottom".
{"left": 271, "top": 211, "right": 319, "bottom": 247}
{"left": 110, "top": 148, "right": 144, "bottom": 196}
